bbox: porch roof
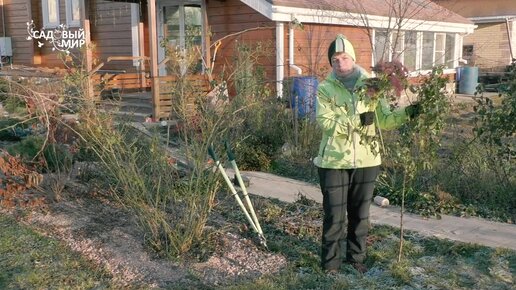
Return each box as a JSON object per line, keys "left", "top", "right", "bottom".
{"left": 241, "top": 0, "right": 476, "bottom": 33}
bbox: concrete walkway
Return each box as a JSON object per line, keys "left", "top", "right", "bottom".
{"left": 233, "top": 170, "right": 516, "bottom": 251}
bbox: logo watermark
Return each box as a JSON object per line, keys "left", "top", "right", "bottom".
{"left": 26, "top": 20, "right": 85, "bottom": 54}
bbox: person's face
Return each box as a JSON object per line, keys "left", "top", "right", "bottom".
{"left": 332, "top": 52, "right": 355, "bottom": 76}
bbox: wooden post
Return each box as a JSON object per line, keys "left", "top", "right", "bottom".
{"left": 139, "top": 21, "right": 146, "bottom": 89}
{"left": 202, "top": 0, "right": 212, "bottom": 82}
{"left": 148, "top": 0, "right": 160, "bottom": 118}
{"left": 82, "top": 0, "right": 93, "bottom": 100}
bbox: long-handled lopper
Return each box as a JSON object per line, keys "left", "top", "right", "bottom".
{"left": 208, "top": 143, "right": 267, "bottom": 249}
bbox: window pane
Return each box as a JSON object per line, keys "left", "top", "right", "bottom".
{"left": 374, "top": 30, "right": 389, "bottom": 64}
{"left": 164, "top": 6, "right": 181, "bottom": 48}
{"left": 422, "top": 32, "right": 434, "bottom": 69}
{"left": 48, "top": 0, "right": 58, "bottom": 23}
{"left": 72, "top": 0, "right": 81, "bottom": 21}
{"left": 392, "top": 31, "right": 404, "bottom": 61}
{"left": 434, "top": 33, "right": 446, "bottom": 65}
{"left": 184, "top": 5, "right": 202, "bottom": 47}
{"left": 445, "top": 33, "right": 455, "bottom": 68}
{"left": 404, "top": 31, "right": 417, "bottom": 71}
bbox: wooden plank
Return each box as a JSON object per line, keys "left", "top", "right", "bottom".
{"left": 92, "top": 31, "right": 133, "bottom": 39}
{"left": 209, "top": 13, "right": 270, "bottom": 24}
{"left": 210, "top": 23, "right": 275, "bottom": 34}
{"left": 207, "top": 5, "right": 254, "bottom": 16}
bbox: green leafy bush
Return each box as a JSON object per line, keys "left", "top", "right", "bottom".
{"left": 6, "top": 135, "right": 72, "bottom": 172}
{"left": 0, "top": 118, "right": 27, "bottom": 141}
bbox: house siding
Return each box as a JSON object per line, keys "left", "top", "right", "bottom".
{"left": 89, "top": 0, "right": 135, "bottom": 72}
{"left": 1, "top": 0, "right": 33, "bottom": 65}
{"left": 1, "top": 0, "right": 136, "bottom": 71}
{"left": 284, "top": 24, "right": 372, "bottom": 79}
{"left": 207, "top": 0, "right": 276, "bottom": 84}
{"left": 206, "top": 0, "right": 374, "bottom": 93}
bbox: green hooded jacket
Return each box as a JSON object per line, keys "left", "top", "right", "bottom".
{"left": 313, "top": 68, "right": 409, "bottom": 169}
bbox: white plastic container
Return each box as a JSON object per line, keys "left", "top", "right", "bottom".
{"left": 374, "top": 196, "right": 390, "bottom": 207}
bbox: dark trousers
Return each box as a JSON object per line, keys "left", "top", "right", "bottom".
{"left": 318, "top": 166, "right": 380, "bottom": 270}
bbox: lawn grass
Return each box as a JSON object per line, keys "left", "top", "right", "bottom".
{"left": 218, "top": 197, "right": 515, "bottom": 290}
{"left": 0, "top": 214, "right": 123, "bottom": 289}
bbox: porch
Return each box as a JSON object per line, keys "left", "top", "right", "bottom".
{"left": 93, "top": 72, "right": 212, "bottom": 121}
{"left": 83, "top": 0, "right": 214, "bottom": 120}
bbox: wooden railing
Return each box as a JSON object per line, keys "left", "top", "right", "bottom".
{"left": 156, "top": 74, "right": 211, "bottom": 119}
{"left": 91, "top": 72, "right": 151, "bottom": 98}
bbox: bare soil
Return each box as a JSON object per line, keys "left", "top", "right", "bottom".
{"left": 1, "top": 175, "right": 287, "bottom": 289}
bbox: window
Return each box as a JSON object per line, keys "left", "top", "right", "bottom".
{"left": 404, "top": 31, "right": 417, "bottom": 71}
{"left": 445, "top": 34, "right": 456, "bottom": 68}
{"left": 391, "top": 31, "right": 404, "bottom": 61}
{"left": 42, "top": 0, "right": 59, "bottom": 28}
{"left": 422, "top": 32, "right": 434, "bottom": 69}
{"left": 373, "top": 30, "right": 389, "bottom": 64}
{"left": 66, "top": 0, "right": 82, "bottom": 27}
{"left": 158, "top": 2, "right": 203, "bottom": 75}
{"left": 434, "top": 33, "right": 446, "bottom": 66}
{"left": 184, "top": 5, "right": 202, "bottom": 48}
{"left": 162, "top": 4, "right": 202, "bottom": 49}
{"left": 375, "top": 29, "right": 459, "bottom": 72}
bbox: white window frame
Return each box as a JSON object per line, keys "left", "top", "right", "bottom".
{"left": 373, "top": 29, "right": 461, "bottom": 76}
{"left": 65, "top": 0, "right": 82, "bottom": 27}
{"left": 42, "top": 0, "right": 60, "bottom": 28}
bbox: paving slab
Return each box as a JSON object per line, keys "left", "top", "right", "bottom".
{"left": 230, "top": 170, "right": 516, "bottom": 251}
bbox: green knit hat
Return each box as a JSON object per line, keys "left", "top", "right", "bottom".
{"left": 327, "top": 34, "right": 356, "bottom": 64}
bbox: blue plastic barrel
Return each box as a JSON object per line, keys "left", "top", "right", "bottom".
{"left": 291, "top": 76, "right": 319, "bottom": 119}
{"left": 458, "top": 66, "right": 479, "bottom": 95}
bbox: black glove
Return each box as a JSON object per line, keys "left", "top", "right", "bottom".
{"left": 405, "top": 103, "right": 421, "bottom": 119}
{"left": 360, "top": 111, "right": 375, "bottom": 126}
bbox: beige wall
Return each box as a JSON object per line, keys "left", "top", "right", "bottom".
{"left": 463, "top": 22, "right": 513, "bottom": 71}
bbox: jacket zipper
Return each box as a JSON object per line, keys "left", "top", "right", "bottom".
{"left": 351, "top": 92, "right": 357, "bottom": 168}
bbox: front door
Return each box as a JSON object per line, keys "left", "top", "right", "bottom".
{"left": 157, "top": 0, "right": 203, "bottom": 76}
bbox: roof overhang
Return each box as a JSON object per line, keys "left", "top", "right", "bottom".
{"left": 469, "top": 15, "right": 516, "bottom": 24}
{"left": 240, "top": 0, "right": 476, "bottom": 34}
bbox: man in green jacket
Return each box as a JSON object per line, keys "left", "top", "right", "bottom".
{"left": 315, "top": 34, "right": 419, "bottom": 274}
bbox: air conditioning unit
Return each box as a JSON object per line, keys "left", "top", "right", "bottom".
{"left": 0, "top": 37, "right": 12, "bottom": 56}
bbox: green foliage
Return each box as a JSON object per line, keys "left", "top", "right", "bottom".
{"left": 43, "top": 143, "right": 73, "bottom": 172}
{"left": 6, "top": 135, "right": 44, "bottom": 161}
{"left": 380, "top": 66, "right": 452, "bottom": 219}
{"left": 0, "top": 118, "right": 28, "bottom": 141}
{"left": 2, "top": 95, "right": 27, "bottom": 115}
{"left": 0, "top": 77, "right": 8, "bottom": 101}
{"left": 6, "top": 135, "right": 73, "bottom": 172}
{"left": 433, "top": 140, "right": 515, "bottom": 222}
{"left": 221, "top": 43, "right": 288, "bottom": 171}
{"left": 224, "top": 43, "right": 321, "bottom": 173}
{"left": 473, "top": 61, "right": 515, "bottom": 189}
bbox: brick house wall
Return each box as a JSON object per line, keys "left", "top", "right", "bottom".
{"left": 464, "top": 22, "right": 513, "bottom": 72}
